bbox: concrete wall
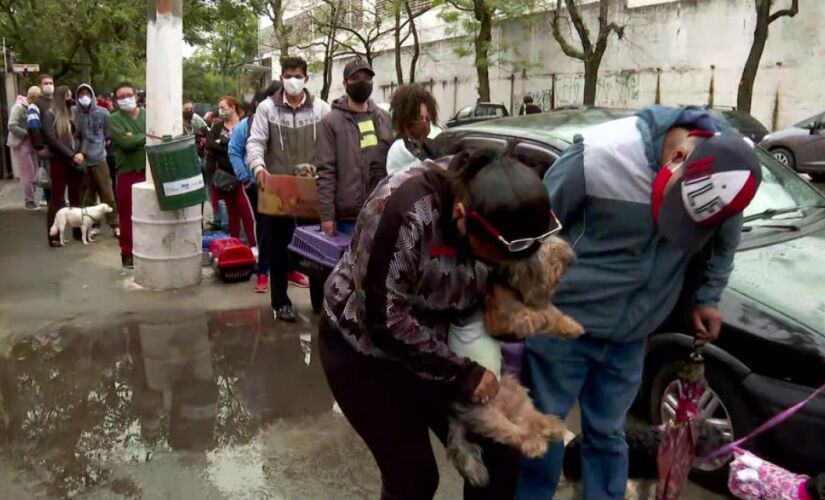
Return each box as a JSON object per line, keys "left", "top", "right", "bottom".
{"left": 266, "top": 0, "right": 824, "bottom": 130}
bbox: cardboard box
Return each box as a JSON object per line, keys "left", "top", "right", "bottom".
{"left": 258, "top": 175, "right": 320, "bottom": 219}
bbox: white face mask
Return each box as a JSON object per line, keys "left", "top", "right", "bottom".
{"left": 42, "top": 84, "right": 54, "bottom": 97}
{"left": 78, "top": 95, "right": 92, "bottom": 107}
{"left": 118, "top": 96, "right": 136, "bottom": 111}
{"left": 283, "top": 77, "right": 305, "bottom": 98}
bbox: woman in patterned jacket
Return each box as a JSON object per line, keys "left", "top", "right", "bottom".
{"left": 320, "top": 149, "right": 556, "bottom": 499}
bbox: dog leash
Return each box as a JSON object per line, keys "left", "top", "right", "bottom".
{"left": 699, "top": 381, "right": 825, "bottom": 463}
{"left": 81, "top": 207, "right": 100, "bottom": 224}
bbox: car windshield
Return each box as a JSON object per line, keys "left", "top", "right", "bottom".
{"left": 722, "top": 111, "right": 768, "bottom": 134}
{"left": 743, "top": 149, "right": 825, "bottom": 227}
{"left": 793, "top": 112, "right": 823, "bottom": 129}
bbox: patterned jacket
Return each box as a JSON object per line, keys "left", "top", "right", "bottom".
{"left": 324, "top": 160, "right": 488, "bottom": 398}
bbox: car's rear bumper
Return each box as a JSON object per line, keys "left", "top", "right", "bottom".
{"left": 742, "top": 373, "right": 825, "bottom": 474}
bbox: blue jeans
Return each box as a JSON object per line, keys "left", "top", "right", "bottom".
{"left": 517, "top": 335, "right": 646, "bottom": 500}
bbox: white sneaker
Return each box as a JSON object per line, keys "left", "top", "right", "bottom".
{"left": 90, "top": 228, "right": 102, "bottom": 237}
{"left": 251, "top": 246, "right": 259, "bottom": 261}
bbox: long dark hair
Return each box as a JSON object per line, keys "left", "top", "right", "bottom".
{"left": 450, "top": 149, "right": 551, "bottom": 258}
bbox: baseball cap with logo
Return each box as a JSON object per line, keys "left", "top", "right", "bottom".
{"left": 651, "top": 130, "right": 761, "bottom": 252}
{"left": 343, "top": 58, "right": 375, "bottom": 80}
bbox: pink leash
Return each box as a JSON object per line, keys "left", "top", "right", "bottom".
{"left": 700, "top": 382, "right": 825, "bottom": 463}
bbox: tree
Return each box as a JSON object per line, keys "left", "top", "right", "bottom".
{"left": 251, "top": 0, "right": 291, "bottom": 58}
{"left": 392, "top": 0, "right": 431, "bottom": 84}
{"left": 441, "top": 0, "right": 497, "bottom": 102}
{"left": 737, "top": 0, "right": 798, "bottom": 114}
{"left": 295, "top": 0, "right": 347, "bottom": 101}
{"left": 309, "top": 0, "right": 392, "bottom": 67}
{"left": 550, "top": 0, "right": 624, "bottom": 106}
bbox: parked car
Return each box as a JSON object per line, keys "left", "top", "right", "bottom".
{"left": 438, "top": 108, "right": 825, "bottom": 490}
{"left": 445, "top": 102, "right": 509, "bottom": 128}
{"left": 760, "top": 111, "right": 825, "bottom": 180}
{"left": 705, "top": 106, "right": 770, "bottom": 143}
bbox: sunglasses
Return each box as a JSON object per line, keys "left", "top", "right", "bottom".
{"left": 467, "top": 210, "right": 563, "bottom": 253}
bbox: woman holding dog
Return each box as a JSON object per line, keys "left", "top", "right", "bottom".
{"left": 320, "top": 149, "right": 555, "bottom": 499}
{"left": 42, "top": 85, "right": 84, "bottom": 247}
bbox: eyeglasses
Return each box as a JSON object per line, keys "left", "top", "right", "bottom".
{"left": 467, "top": 210, "right": 563, "bottom": 253}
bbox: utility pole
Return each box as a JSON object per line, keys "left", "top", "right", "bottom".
{"left": 132, "top": 0, "right": 203, "bottom": 290}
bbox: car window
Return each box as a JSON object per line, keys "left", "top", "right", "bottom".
{"left": 456, "top": 135, "right": 508, "bottom": 152}
{"left": 455, "top": 106, "right": 473, "bottom": 120}
{"left": 476, "top": 105, "right": 504, "bottom": 118}
{"left": 513, "top": 143, "right": 557, "bottom": 179}
{"left": 744, "top": 149, "right": 825, "bottom": 226}
{"left": 793, "top": 112, "right": 824, "bottom": 129}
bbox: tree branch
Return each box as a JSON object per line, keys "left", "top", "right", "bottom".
{"left": 551, "top": 0, "right": 586, "bottom": 60}
{"left": 768, "top": 0, "right": 799, "bottom": 24}
{"left": 444, "top": 0, "right": 474, "bottom": 13}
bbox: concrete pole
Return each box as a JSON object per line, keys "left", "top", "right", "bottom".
{"left": 132, "top": 0, "right": 202, "bottom": 290}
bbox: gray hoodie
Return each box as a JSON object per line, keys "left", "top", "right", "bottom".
{"left": 74, "top": 83, "right": 110, "bottom": 163}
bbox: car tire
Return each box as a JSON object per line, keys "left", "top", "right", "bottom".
{"left": 649, "top": 359, "right": 752, "bottom": 493}
{"left": 771, "top": 147, "right": 796, "bottom": 170}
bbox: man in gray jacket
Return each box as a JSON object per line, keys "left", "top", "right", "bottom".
{"left": 247, "top": 57, "right": 331, "bottom": 322}
{"left": 75, "top": 83, "right": 117, "bottom": 234}
{"left": 518, "top": 107, "right": 762, "bottom": 500}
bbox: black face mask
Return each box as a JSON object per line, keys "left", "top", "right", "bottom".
{"left": 183, "top": 111, "right": 194, "bottom": 120}
{"left": 66, "top": 98, "right": 75, "bottom": 108}
{"left": 346, "top": 81, "right": 373, "bottom": 103}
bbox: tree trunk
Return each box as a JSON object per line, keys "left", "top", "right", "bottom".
{"left": 407, "top": 0, "right": 420, "bottom": 83}
{"left": 582, "top": 59, "right": 599, "bottom": 106}
{"left": 475, "top": 7, "right": 493, "bottom": 102}
{"left": 394, "top": 8, "right": 404, "bottom": 85}
{"left": 737, "top": 3, "right": 770, "bottom": 113}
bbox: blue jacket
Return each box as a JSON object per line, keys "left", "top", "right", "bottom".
{"left": 229, "top": 116, "right": 254, "bottom": 184}
{"left": 534, "top": 106, "right": 741, "bottom": 343}
{"left": 74, "top": 84, "right": 110, "bottom": 163}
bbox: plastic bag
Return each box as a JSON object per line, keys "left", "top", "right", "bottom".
{"left": 35, "top": 164, "right": 50, "bottom": 189}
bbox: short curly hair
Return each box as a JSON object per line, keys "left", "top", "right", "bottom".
{"left": 390, "top": 84, "right": 438, "bottom": 136}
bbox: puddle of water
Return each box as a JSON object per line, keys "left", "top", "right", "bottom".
{"left": 0, "top": 308, "right": 344, "bottom": 498}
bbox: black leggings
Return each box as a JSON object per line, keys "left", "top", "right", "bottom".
{"left": 318, "top": 317, "right": 521, "bottom": 500}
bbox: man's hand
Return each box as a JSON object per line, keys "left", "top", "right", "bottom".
{"left": 471, "top": 370, "right": 500, "bottom": 405}
{"left": 693, "top": 305, "right": 722, "bottom": 345}
{"left": 72, "top": 153, "right": 84, "bottom": 165}
{"left": 321, "top": 220, "right": 336, "bottom": 237}
{"left": 255, "top": 169, "right": 269, "bottom": 187}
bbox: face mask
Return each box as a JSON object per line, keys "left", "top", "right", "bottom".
{"left": 218, "top": 108, "right": 231, "bottom": 119}
{"left": 409, "top": 119, "right": 430, "bottom": 141}
{"left": 118, "top": 97, "right": 136, "bottom": 111}
{"left": 66, "top": 98, "right": 75, "bottom": 108}
{"left": 283, "top": 77, "right": 305, "bottom": 97}
{"left": 651, "top": 164, "right": 675, "bottom": 225}
{"left": 183, "top": 111, "right": 194, "bottom": 120}
{"left": 78, "top": 96, "right": 92, "bottom": 107}
{"left": 346, "top": 81, "right": 373, "bottom": 103}
{"left": 42, "top": 84, "right": 54, "bottom": 97}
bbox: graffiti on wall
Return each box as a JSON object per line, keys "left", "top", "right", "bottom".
{"left": 514, "top": 71, "right": 641, "bottom": 113}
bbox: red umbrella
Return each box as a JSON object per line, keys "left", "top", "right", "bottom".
{"left": 656, "top": 345, "right": 705, "bottom": 500}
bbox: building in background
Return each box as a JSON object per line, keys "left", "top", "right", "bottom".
{"left": 258, "top": 0, "right": 825, "bottom": 130}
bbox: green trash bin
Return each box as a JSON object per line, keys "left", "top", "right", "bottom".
{"left": 145, "top": 134, "right": 208, "bottom": 211}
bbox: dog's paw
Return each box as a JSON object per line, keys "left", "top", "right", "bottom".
{"left": 555, "top": 315, "right": 585, "bottom": 338}
{"left": 449, "top": 441, "right": 489, "bottom": 488}
{"left": 538, "top": 414, "right": 567, "bottom": 442}
{"left": 520, "top": 436, "right": 549, "bottom": 458}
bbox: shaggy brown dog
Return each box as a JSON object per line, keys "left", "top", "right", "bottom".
{"left": 447, "top": 237, "right": 584, "bottom": 487}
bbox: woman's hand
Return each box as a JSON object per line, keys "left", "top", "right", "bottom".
{"left": 471, "top": 370, "right": 499, "bottom": 405}
{"left": 72, "top": 153, "right": 84, "bottom": 165}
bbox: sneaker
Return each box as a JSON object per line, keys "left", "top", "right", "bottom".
{"left": 274, "top": 305, "right": 296, "bottom": 323}
{"left": 90, "top": 228, "right": 102, "bottom": 238}
{"left": 38, "top": 199, "right": 48, "bottom": 207}
{"left": 288, "top": 272, "right": 309, "bottom": 288}
{"left": 251, "top": 246, "right": 259, "bottom": 260}
{"left": 25, "top": 202, "right": 38, "bottom": 210}
{"left": 254, "top": 274, "right": 269, "bottom": 293}
{"left": 113, "top": 227, "right": 120, "bottom": 238}
{"left": 122, "top": 256, "right": 134, "bottom": 269}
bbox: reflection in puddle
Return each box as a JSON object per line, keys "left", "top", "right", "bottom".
{"left": 0, "top": 308, "right": 335, "bottom": 497}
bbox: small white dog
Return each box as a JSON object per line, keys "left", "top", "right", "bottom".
{"left": 49, "top": 203, "right": 114, "bottom": 245}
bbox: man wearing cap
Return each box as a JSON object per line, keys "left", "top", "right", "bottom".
{"left": 315, "top": 58, "right": 392, "bottom": 237}
{"left": 517, "top": 106, "right": 761, "bottom": 500}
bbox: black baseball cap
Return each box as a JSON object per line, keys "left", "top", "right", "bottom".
{"left": 652, "top": 130, "right": 761, "bottom": 252}
{"left": 343, "top": 58, "right": 374, "bottom": 80}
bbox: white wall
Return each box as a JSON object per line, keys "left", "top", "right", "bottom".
{"left": 265, "top": 0, "right": 823, "bottom": 130}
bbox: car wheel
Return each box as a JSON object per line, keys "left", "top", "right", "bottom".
{"left": 772, "top": 148, "right": 796, "bottom": 170}
{"left": 649, "top": 360, "right": 751, "bottom": 493}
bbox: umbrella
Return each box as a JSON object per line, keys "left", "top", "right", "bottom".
{"left": 656, "top": 344, "right": 705, "bottom": 500}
